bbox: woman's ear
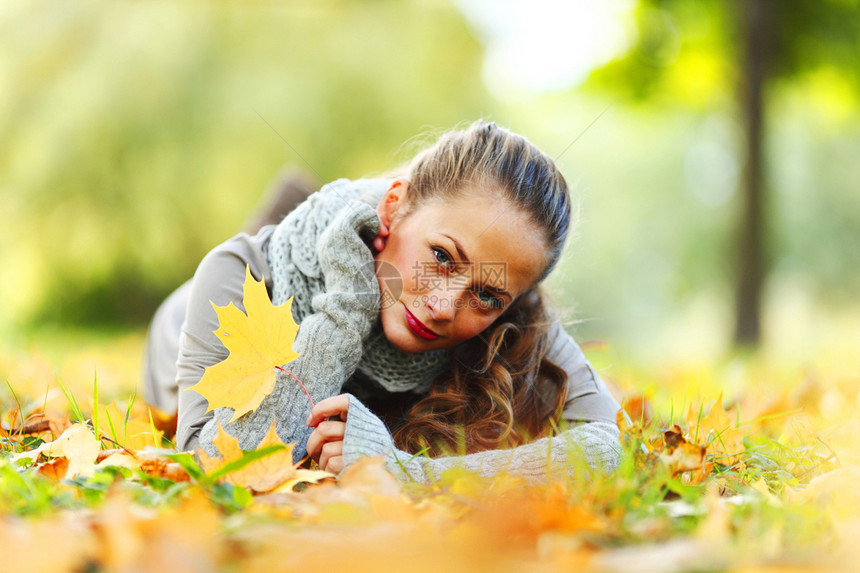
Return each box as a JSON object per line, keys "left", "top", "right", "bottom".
{"left": 374, "top": 179, "right": 408, "bottom": 252}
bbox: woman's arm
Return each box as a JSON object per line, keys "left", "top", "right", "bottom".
{"left": 307, "top": 323, "right": 624, "bottom": 483}
{"left": 175, "top": 230, "right": 274, "bottom": 451}
{"left": 183, "top": 201, "right": 382, "bottom": 460}
{"left": 311, "top": 394, "right": 622, "bottom": 484}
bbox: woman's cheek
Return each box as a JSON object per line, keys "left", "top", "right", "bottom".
{"left": 454, "top": 312, "right": 496, "bottom": 342}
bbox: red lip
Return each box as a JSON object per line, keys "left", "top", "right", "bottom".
{"left": 404, "top": 307, "right": 439, "bottom": 340}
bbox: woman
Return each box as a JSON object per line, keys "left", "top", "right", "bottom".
{"left": 157, "top": 120, "right": 622, "bottom": 483}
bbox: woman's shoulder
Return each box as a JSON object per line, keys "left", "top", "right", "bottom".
{"left": 267, "top": 178, "right": 389, "bottom": 282}
{"left": 544, "top": 318, "right": 622, "bottom": 425}
{"left": 303, "top": 178, "right": 391, "bottom": 209}
{"left": 203, "top": 178, "right": 389, "bottom": 269}
{"left": 192, "top": 226, "right": 277, "bottom": 307}
{"left": 200, "top": 225, "right": 275, "bottom": 274}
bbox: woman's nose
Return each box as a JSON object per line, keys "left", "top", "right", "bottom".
{"left": 426, "top": 287, "right": 460, "bottom": 322}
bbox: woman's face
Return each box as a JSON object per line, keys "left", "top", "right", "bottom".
{"left": 374, "top": 180, "right": 549, "bottom": 353}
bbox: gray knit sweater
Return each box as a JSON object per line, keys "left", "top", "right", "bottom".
{"left": 175, "top": 178, "right": 622, "bottom": 483}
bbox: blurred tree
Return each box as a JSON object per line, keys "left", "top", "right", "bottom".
{"left": 589, "top": 0, "right": 860, "bottom": 345}
{"left": 0, "top": 1, "right": 491, "bottom": 329}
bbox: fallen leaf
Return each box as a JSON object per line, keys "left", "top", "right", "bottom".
{"left": 691, "top": 397, "right": 745, "bottom": 466}
{"left": 36, "top": 456, "right": 69, "bottom": 480}
{"left": 275, "top": 469, "right": 335, "bottom": 492}
{"left": 12, "top": 423, "right": 101, "bottom": 478}
{"left": 48, "top": 414, "right": 72, "bottom": 440}
{"left": 95, "top": 488, "right": 220, "bottom": 572}
{"left": 98, "top": 450, "right": 192, "bottom": 482}
{"left": 338, "top": 456, "right": 403, "bottom": 497}
{"left": 188, "top": 266, "right": 301, "bottom": 422}
{"left": 622, "top": 394, "right": 654, "bottom": 427}
{"left": 197, "top": 420, "right": 304, "bottom": 493}
{"left": 659, "top": 425, "right": 706, "bottom": 476}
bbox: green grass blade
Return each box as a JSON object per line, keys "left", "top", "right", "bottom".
{"left": 123, "top": 388, "right": 137, "bottom": 444}
{"left": 5, "top": 380, "right": 24, "bottom": 433}
{"left": 207, "top": 444, "right": 287, "bottom": 480}
{"left": 92, "top": 367, "right": 100, "bottom": 448}
{"left": 56, "top": 375, "right": 84, "bottom": 424}
{"left": 101, "top": 403, "right": 118, "bottom": 446}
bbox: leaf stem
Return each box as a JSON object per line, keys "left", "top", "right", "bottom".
{"left": 275, "top": 366, "right": 315, "bottom": 408}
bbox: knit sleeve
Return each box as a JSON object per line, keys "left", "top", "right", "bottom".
{"left": 196, "top": 201, "right": 382, "bottom": 461}
{"left": 341, "top": 395, "right": 623, "bottom": 485}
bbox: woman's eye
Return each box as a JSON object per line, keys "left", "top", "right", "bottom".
{"left": 432, "top": 247, "right": 454, "bottom": 270}
{"left": 475, "top": 289, "right": 503, "bottom": 310}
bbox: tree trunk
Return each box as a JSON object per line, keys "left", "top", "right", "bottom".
{"left": 734, "top": 0, "right": 774, "bottom": 345}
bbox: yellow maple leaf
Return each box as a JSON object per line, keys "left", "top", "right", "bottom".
{"left": 688, "top": 396, "right": 745, "bottom": 466}
{"left": 197, "top": 421, "right": 332, "bottom": 493}
{"left": 189, "top": 266, "right": 301, "bottom": 422}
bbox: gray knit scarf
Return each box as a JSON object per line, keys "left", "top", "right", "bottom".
{"left": 266, "top": 178, "right": 450, "bottom": 394}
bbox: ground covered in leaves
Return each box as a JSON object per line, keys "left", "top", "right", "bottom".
{"left": 1, "top": 331, "right": 858, "bottom": 573}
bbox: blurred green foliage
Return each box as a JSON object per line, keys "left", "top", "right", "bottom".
{"left": 563, "top": 0, "right": 860, "bottom": 352}
{"left": 0, "top": 0, "right": 490, "bottom": 330}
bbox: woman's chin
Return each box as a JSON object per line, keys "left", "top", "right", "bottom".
{"left": 380, "top": 314, "right": 431, "bottom": 354}
{"left": 383, "top": 328, "right": 426, "bottom": 354}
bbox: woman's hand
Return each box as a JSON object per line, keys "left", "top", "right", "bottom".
{"left": 306, "top": 394, "right": 350, "bottom": 474}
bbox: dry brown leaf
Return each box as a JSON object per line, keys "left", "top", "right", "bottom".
{"left": 147, "top": 406, "right": 178, "bottom": 437}
{"left": 48, "top": 413, "right": 72, "bottom": 440}
{"left": 659, "top": 424, "right": 706, "bottom": 476}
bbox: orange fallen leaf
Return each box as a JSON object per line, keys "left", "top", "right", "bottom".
{"left": 188, "top": 266, "right": 301, "bottom": 422}
{"left": 36, "top": 457, "right": 69, "bottom": 480}
{"left": 197, "top": 420, "right": 329, "bottom": 493}
{"left": 622, "top": 394, "right": 654, "bottom": 427}
{"left": 98, "top": 450, "right": 191, "bottom": 482}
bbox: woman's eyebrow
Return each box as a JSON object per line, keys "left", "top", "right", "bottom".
{"left": 441, "top": 233, "right": 471, "bottom": 264}
{"left": 442, "top": 233, "right": 512, "bottom": 300}
{"left": 484, "top": 284, "right": 512, "bottom": 301}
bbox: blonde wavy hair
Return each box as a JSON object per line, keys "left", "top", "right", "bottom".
{"left": 391, "top": 120, "right": 573, "bottom": 455}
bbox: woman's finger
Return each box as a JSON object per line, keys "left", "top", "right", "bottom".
{"left": 305, "top": 421, "right": 346, "bottom": 460}
{"left": 307, "top": 394, "right": 350, "bottom": 427}
{"left": 319, "top": 440, "right": 343, "bottom": 473}
{"left": 322, "top": 453, "right": 343, "bottom": 475}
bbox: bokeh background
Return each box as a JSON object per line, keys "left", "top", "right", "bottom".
{"left": 2, "top": 0, "right": 858, "bottom": 380}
